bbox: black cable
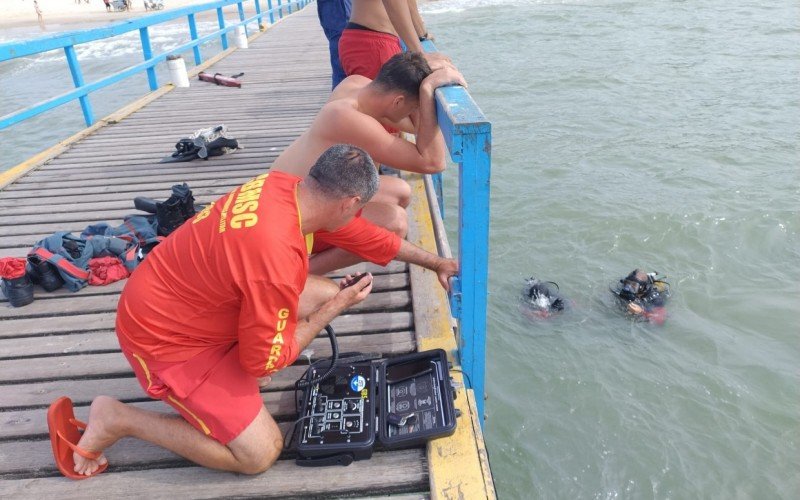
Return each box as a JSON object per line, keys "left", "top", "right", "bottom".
{"left": 450, "top": 367, "right": 473, "bottom": 388}
{"left": 283, "top": 414, "right": 313, "bottom": 450}
{"left": 295, "top": 325, "right": 338, "bottom": 390}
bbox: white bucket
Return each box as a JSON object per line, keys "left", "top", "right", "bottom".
{"left": 166, "top": 55, "right": 190, "bottom": 88}
{"left": 234, "top": 26, "right": 249, "bottom": 49}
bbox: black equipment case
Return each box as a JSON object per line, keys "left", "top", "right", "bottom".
{"left": 294, "top": 349, "right": 458, "bottom": 466}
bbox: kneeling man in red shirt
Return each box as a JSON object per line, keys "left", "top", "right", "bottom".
{"left": 65, "top": 144, "right": 457, "bottom": 477}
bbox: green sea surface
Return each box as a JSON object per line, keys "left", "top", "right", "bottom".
{"left": 424, "top": 0, "right": 799, "bottom": 498}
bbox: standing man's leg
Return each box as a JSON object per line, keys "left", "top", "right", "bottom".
{"left": 316, "top": 0, "right": 353, "bottom": 89}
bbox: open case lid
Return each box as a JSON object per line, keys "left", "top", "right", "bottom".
{"left": 377, "top": 349, "right": 457, "bottom": 448}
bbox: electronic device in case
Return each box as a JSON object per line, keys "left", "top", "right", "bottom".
{"left": 294, "top": 349, "right": 458, "bottom": 466}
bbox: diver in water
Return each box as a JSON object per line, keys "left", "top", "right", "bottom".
{"left": 610, "top": 269, "right": 670, "bottom": 324}
{"left": 521, "top": 277, "right": 566, "bottom": 319}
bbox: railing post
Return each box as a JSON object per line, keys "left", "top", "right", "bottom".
{"left": 188, "top": 13, "right": 202, "bottom": 65}
{"left": 254, "top": 0, "right": 264, "bottom": 29}
{"left": 458, "top": 131, "right": 491, "bottom": 420}
{"left": 217, "top": 7, "right": 229, "bottom": 49}
{"left": 287, "top": 0, "right": 293, "bottom": 14}
{"left": 432, "top": 172, "right": 444, "bottom": 219}
{"left": 237, "top": 1, "right": 248, "bottom": 37}
{"left": 139, "top": 27, "right": 158, "bottom": 91}
{"left": 277, "top": 0, "right": 283, "bottom": 19}
{"left": 63, "top": 45, "right": 94, "bottom": 127}
{"left": 267, "top": 0, "right": 274, "bottom": 24}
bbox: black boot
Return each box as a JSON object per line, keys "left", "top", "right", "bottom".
{"left": 27, "top": 255, "right": 65, "bottom": 292}
{"left": 170, "top": 183, "right": 197, "bottom": 220}
{"left": 1, "top": 274, "right": 34, "bottom": 307}
{"left": 155, "top": 196, "right": 186, "bottom": 236}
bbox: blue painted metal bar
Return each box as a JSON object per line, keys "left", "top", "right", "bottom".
{"left": 188, "top": 13, "right": 202, "bottom": 65}
{"left": 237, "top": 1, "right": 248, "bottom": 37}
{"left": 254, "top": 0, "right": 264, "bottom": 29}
{"left": 63, "top": 45, "right": 94, "bottom": 127}
{"left": 277, "top": 0, "right": 283, "bottom": 19}
{"left": 139, "top": 27, "right": 158, "bottom": 91}
{"left": 217, "top": 7, "right": 229, "bottom": 50}
{"left": 0, "top": 0, "right": 307, "bottom": 131}
{"left": 420, "top": 39, "right": 491, "bottom": 421}
{"left": 267, "top": 0, "right": 275, "bottom": 23}
{"left": 287, "top": 0, "right": 293, "bottom": 14}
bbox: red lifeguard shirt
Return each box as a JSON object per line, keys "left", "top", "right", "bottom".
{"left": 116, "top": 171, "right": 400, "bottom": 377}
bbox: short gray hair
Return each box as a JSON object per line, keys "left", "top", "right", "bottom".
{"left": 308, "top": 144, "right": 378, "bottom": 202}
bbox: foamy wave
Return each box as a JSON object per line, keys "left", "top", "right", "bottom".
{"left": 9, "top": 20, "right": 219, "bottom": 65}
{"left": 421, "top": 0, "right": 610, "bottom": 15}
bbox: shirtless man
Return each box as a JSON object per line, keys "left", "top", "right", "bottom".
{"left": 271, "top": 51, "right": 466, "bottom": 273}
{"left": 339, "top": 0, "right": 448, "bottom": 79}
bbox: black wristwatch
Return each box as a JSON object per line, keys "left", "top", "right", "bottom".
{"left": 419, "top": 32, "right": 429, "bottom": 41}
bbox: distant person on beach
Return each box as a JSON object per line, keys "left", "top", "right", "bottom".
{"left": 271, "top": 52, "right": 466, "bottom": 274}
{"left": 48, "top": 145, "right": 457, "bottom": 478}
{"left": 316, "top": 0, "right": 352, "bottom": 89}
{"left": 33, "top": 0, "right": 45, "bottom": 31}
{"left": 104, "top": 0, "right": 111, "bottom": 12}
{"left": 340, "top": 0, "right": 450, "bottom": 80}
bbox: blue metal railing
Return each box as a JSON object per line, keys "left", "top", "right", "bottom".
{"left": 0, "top": 0, "right": 311, "bottom": 131}
{"left": 423, "top": 41, "right": 492, "bottom": 420}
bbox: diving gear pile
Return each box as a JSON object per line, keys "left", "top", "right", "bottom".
{"left": 161, "top": 125, "right": 240, "bottom": 163}
{"left": 0, "top": 184, "right": 202, "bottom": 307}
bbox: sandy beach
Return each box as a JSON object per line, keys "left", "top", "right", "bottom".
{"left": 0, "top": 0, "right": 226, "bottom": 29}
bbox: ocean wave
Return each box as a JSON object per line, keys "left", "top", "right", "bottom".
{"left": 421, "top": 0, "right": 621, "bottom": 15}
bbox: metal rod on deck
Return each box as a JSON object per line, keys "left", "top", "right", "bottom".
{"left": 277, "top": 0, "right": 283, "bottom": 19}
{"left": 63, "top": 45, "right": 94, "bottom": 127}
{"left": 287, "top": 0, "right": 293, "bottom": 14}
{"left": 188, "top": 13, "right": 202, "bottom": 65}
{"left": 139, "top": 27, "right": 158, "bottom": 91}
{"left": 217, "top": 7, "right": 229, "bottom": 49}
{"left": 267, "top": 0, "right": 274, "bottom": 23}
{"left": 458, "top": 132, "right": 491, "bottom": 420}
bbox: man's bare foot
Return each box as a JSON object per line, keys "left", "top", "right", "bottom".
{"left": 73, "top": 395, "right": 123, "bottom": 476}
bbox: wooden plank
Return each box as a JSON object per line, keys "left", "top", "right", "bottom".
{"left": 0, "top": 331, "right": 415, "bottom": 384}
{"left": 0, "top": 274, "right": 408, "bottom": 319}
{"left": 1, "top": 393, "right": 297, "bottom": 440}
{"left": 0, "top": 449, "right": 427, "bottom": 496}
{"left": 0, "top": 313, "right": 413, "bottom": 358}
{"left": 0, "top": 262, "right": 407, "bottom": 303}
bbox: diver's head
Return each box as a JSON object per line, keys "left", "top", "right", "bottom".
{"left": 525, "top": 278, "right": 561, "bottom": 312}
{"left": 618, "top": 269, "right": 651, "bottom": 301}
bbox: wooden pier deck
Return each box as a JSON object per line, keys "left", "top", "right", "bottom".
{"left": 0, "top": 6, "right": 494, "bottom": 498}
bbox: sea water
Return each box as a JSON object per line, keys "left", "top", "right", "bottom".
{"left": 2, "top": 1, "right": 798, "bottom": 497}
{"left": 422, "top": 0, "right": 798, "bottom": 498}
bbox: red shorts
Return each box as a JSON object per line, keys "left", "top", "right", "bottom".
{"left": 338, "top": 28, "right": 402, "bottom": 80}
{"left": 122, "top": 343, "right": 262, "bottom": 445}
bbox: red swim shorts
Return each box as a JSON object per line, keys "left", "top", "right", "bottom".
{"left": 122, "top": 343, "right": 262, "bottom": 445}
{"left": 338, "top": 28, "right": 402, "bottom": 80}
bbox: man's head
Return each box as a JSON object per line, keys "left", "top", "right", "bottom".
{"left": 307, "top": 144, "right": 378, "bottom": 230}
{"left": 371, "top": 52, "right": 432, "bottom": 121}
